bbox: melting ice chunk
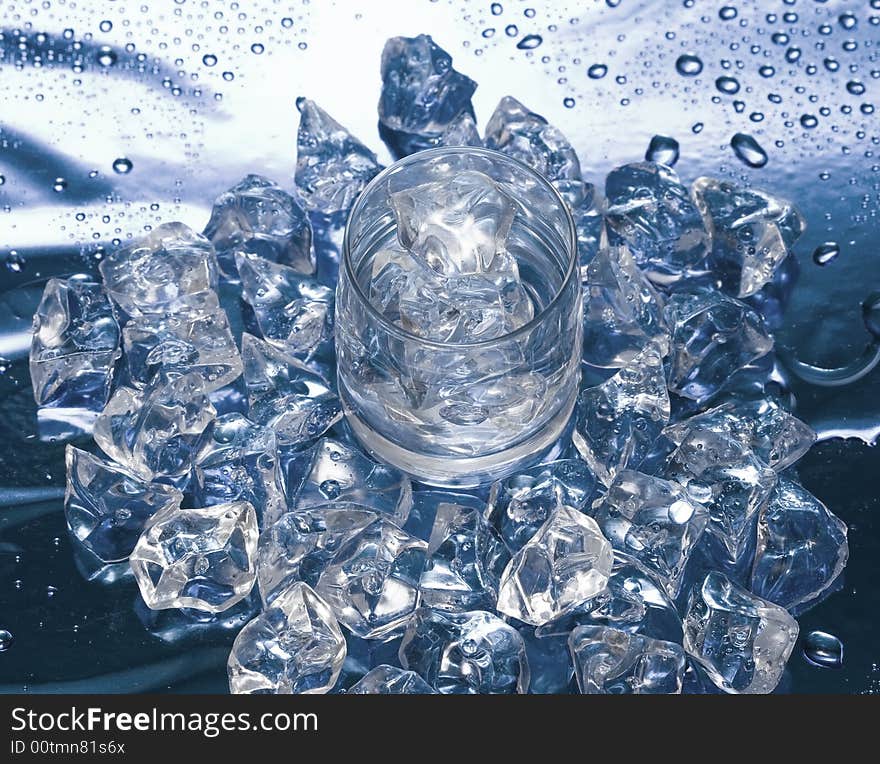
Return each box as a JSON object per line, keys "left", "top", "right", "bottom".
{"left": 228, "top": 581, "right": 346, "bottom": 694}
{"left": 568, "top": 625, "right": 687, "bottom": 694}
{"left": 295, "top": 97, "right": 383, "bottom": 216}
{"left": 496, "top": 505, "right": 613, "bottom": 626}
{"left": 98, "top": 222, "right": 219, "bottom": 317}
{"left": 751, "top": 478, "right": 848, "bottom": 612}
{"left": 581, "top": 246, "right": 669, "bottom": 369}
{"left": 692, "top": 176, "right": 805, "bottom": 298}
{"left": 204, "top": 174, "right": 315, "bottom": 278}
{"left": 378, "top": 34, "right": 477, "bottom": 158}
{"left": 30, "top": 275, "right": 121, "bottom": 411}
{"left": 683, "top": 571, "right": 798, "bottom": 694}
{"left": 439, "top": 111, "right": 482, "bottom": 148}
{"left": 64, "top": 445, "right": 183, "bottom": 564}
{"left": 131, "top": 500, "right": 258, "bottom": 613}
{"left": 346, "top": 664, "right": 436, "bottom": 694}
{"left": 399, "top": 608, "right": 530, "bottom": 694}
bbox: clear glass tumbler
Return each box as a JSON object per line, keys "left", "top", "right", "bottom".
{"left": 336, "top": 147, "right": 582, "bottom": 487}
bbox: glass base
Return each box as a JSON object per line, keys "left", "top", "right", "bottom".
{"left": 340, "top": 390, "right": 578, "bottom": 488}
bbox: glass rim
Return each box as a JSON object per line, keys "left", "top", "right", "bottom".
{"left": 341, "top": 145, "right": 579, "bottom": 350}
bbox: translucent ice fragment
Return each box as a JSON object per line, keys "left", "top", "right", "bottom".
{"left": 256, "top": 503, "right": 379, "bottom": 606}
{"left": 390, "top": 170, "right": 516, "bottom": 277}
{"left": 605, "top": 162, "right": 710, "bottom": 287}
{"left": 684, "top": 571, "right": 798, "bottom": 694}
{"left": 496, "top": 505, "right": 614, "bottom": 626}
{"left": 573, "top": 342, "right": 670, "bottom": 486}
{"left": 591, "top": 470, "right": 708, "bottom": 597}
{"left": 484, "top": 95, "right": 587, "bottom": 208}
{"left": 315, "top": 517, "right": 427, "bottom": 640}
{"left": 193, "top": 413, "right": 287, "bottom": 530}
{"left": 419, "top": 501, "right": 509, "bottom": 611}
{"left": 581, "top": 246, "right": 669, "bottom": 368}
{"left": 751, "top": 478, "right": 848, "bottom": 612}
{"left": 98, "top": 223, "right": 219, "bottom": 316}
{"left": 240, "top": 333, "right": 341, "bottom": 446}
{"left": 131, "top": 500, "right": 258, "bottom": 613}
{"left": 346, "top": 664, "right": 436, "bottom": 694}
{"left": 404, "top": 489, "right": 486, "bottom": 542}
{"left": 665, "top": 290, "right": 773, "bottom": 404}
{"left": 399, "top": 608, "right": 530, "bottom": 694}
{"left": 664, "top": 429, "right": 776, "bottom": 563}
{"left": 292, "top": 438, "right": 412, "bottom": 524}
{"left": 122, "top": 305, "right": 242, "bottom": 392}
{"left": 568, "top": 625, "right": 686, "bottom": 694}
{"left": 663, "top": 397, "right": 815, "bottom": 472}
{"left": 295, "top": 97, "right": 383, "bottom": 215}
{"left": 64, "top": 445, "right": 183, "bottom": 564}
{"left": 236, "top": 252, "right": 334, "bottom": 363}
{"left": 439, "top": 111, "right": 482, "bottom": 148}
{"left": 486, "top": 459, "right": 596, "bottom": 553}
{"left": 228, "top": 582, "right": 345, "bottom": 694}
{"left": 378, "top": 34, "right": 477, "bottom": 158}
{"left": 204, "top": 173, "right": 315, "bottom": 278}
{"left": 30, "top": 275, "right": 121, "bottom": 410}
{"left": 93, "top": 373, "right": 217, "bottom": 481}
{"left": 692, "top": 176, "right": 805, "bottom": 298}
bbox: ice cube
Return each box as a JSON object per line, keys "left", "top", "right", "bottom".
{"left": 751, "top": 478, "right": 848, "bottom": 612}
{"left": 573, "top": 342, "right": 670, "bottom": 486}
{"left": 496, "top": 505, "right": 614, "bottom": 626}
{"left": 399, "top": 608, "right": 530, "bottom": 693}
{"left": 346, "top": 664, "right": 436, "bottom": 694}
{"left": 295, "top": 97, "right": 383, "bottom": 216}
{"left": 568, "top": 625, "right": 687, "bottom": 694}
{"left": 122, "top": 305, "right": 242, "bottom": 392}
{"left": 390, "top": 169, "right": 517, "bottom": 277}
{"left": 664, "top": 290, "right": 773, "bottom": 404}
{"left": 30, "top": 275, "right": 121, "bottom": 411}
{"left": 683, "top": 570, "right": 798, "bottom": 694}
{"left": 192, "top": 413, "right": 287, "bottom": 531}
{"left": 484, "top": 95, "right": 587, "bottom": 209}
{"left": 663, "top": 397, "right": 815, "bottom": 472}
{"left": 240, "top": 333, "right": 341, "bottom": 446}
{"left": 378, "top": 34, "right": 477, "bottom": 158}
{"left": 664, "top": 428, "right": 777, "bottom": 564}
{"left": 131, "top": 500, "right": 258, "bottom": 613}
{"left": 581, "top": 245, "right": 669, "bottom": 368}
{"left": 439, "top": 111, "right": 482, "bottom": 148}
{"left": 315, "top": 517, "right": 427, "bottom": 640}
{"left": 486, "top": 459, "right": 597, "bottom": 552}
{"left": 419, "top": 501, "right": 509, "bottom": 611}
{"left": 93, "top": 372, "right": 216, "bottom": 481}
{"left": 591, "top": 470, "right": 708, "bottom": 597}
{"left": 404, "top": 489, "right": 487, "bottom": 542}
{"left": 605, "top": 162, "right": 710, "bottom": 287}
{"left": 98, "top": 223, "right": 219, "bottom": 317}
{"left": 236, "top": 252, "right": 334, "bottom": 365}
{"left": 228, "top": 581, "right": 345, "bottom": 694}
{"left": 203, "top": 174, "right": 314, "bottom": 279}
{"left": 64, "top": 445, "right": 183, "bottom": 564}
{"left": 256, "top": 503, "right": 379, "bottom": 606}
{"left": 692, "top": 176, "right": 805, "bottom": 298}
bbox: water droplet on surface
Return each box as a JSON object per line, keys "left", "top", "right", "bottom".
{"left": 812, "top": 242, "right": 840, "bottom": 266}
{"left": 801, "top": 114, "right": 819, "bottom": 129}
{"left": 5, "top": 251, "right": 25, "bottom": 273}
{"left": 719, "top": 6, "right": 737, "bottom": 21}
{"left": 588, "top": 63, "right": 608, "bottom": 79}
{"left": 0, "top": 175, "right": 4, "bottom": 186}
{"left": 516, "top": 34, "right": 542, "bottom": 50}
{"left": 202, "top": 54, "right": 217, "bottom": 67}
{"left": 112, "top": 157, "right": 133, "bottom": 175}
{"left": 52, "top": 178, "right": 67, "bottom": 193}
{"left": 563, "top": 97, "right": 575, "bottom": 108}
{"left": 716, "top": 76, "right": 740, "bottom": 94}
{"left": 675, "top": 54, "right": 703, "bottom": 77}
{"left": 251, "top": 43, "right": 264, "bottom": 55}
{"left": 96, "top": 46, "right": 117, "bottom": 67}
{"left": 505, "top": 24, "right": 518, "bottom": 37}
{"left": 0, "top": 630, "right": 12, "bottom": 651}
{"left": 645, "top": 134, "right": 680, "bottom": 166}
{"left": 846, "top": 80, "right": 866, "bottom": 96}
{"left": 99, "top": 20, "right": 113, "bottom": 33}
{"left": 731, "top": 132, "right": 768, "bottom": 168}
{"left": 491, "top": 2, "right": 503, "bottom": 15}
{"left": 803, "top": 631, "right": 843, "bottom": 669}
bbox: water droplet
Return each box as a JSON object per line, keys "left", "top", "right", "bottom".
{"left": 5, "top": 251, "right": 25, "bottom": 273}
{"left": 222, "top": 71, "right": 235, "bottom": 81}
{"left": 803, "top": 631, "right": 843, "bottom": 669}
{"left": 759, "top": 65, "right": 776, "bottom": 78}
{"left": 716, "top": 75, "right": 740, "bottom": 94}
{"left": 813, "top": 242, "right": 840, "bottom": 266}
{"left": 824, "top": 58, "right": 840, "bottom": 72}
{"left": 112, "top": 157, "right": 133, "bottom": 175}
{"left": 0, "top": 630, "right": 12, "bottom": 652}
{"left": 719, "top": 6, "right": 737, "bottom": 21}
{"left": 505, "top": 24, "right": 519, "bottom": 37}
{"left": 96, "top": 46, "right": 117, "bottom": 67}
{"left": 281, "top": 17, "right": 294, "bottom": 28}
{"left": 491, "top": 2, "right": 503, "bottom": 15}
{"left": 862, "top": 291, "right": 880, "bottom": 338}
{"left": 194, "top": 556, "right": 210, "bottom": 576}
{"left": 847, "top": 80, "right": 866, "bottom": 96}
{"left": 675, "top": 53, "right": 703, "bottom": 77}
{"left": 47, "top": 585, "right": 58, "bottom": 598}
{"left": 839, "top": 12, "right": 858, "bottom": 30}
{"left": 563, "top": 96, "right": 575, "bottom": 108}
{"left": 731, "top": 132, "right": 768, "bottom": 168}
{"left": 0, "top": 175, "right": 4, "bottom": 186}
{"left": 251, "top": 43, "right": 264, "bottom": 55}
{"left": 52, "top": 177, "right": 67, "bottom": 193}
{"left": 202, "top": 53, "right": 217, "bottom": 67}
{"left": 692, "top": 121, "right": 704, "bottom": 134}
{"left": 482, "top": 28, "right": 495, "bottom": 38}
{"left": 645, "top": 134, "right": 680, "bottom": 166}
{"left": 588, "top": 63, "right": 608, "bottom": 79}
{"left": 786, "top": 47, "right": 802, "bottom": 63}
{"left": 516, "top": 34, "right": 542, "bottom": 50}
{"left": 800, "top": 113, "right": 819, "bottom": 129}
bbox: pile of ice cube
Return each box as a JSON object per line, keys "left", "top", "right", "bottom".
{"left": 31, "top": 34, "right": 848, "bottom": 694}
